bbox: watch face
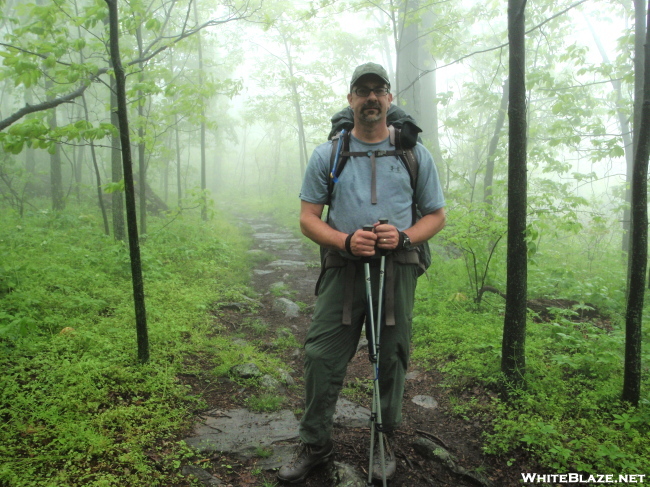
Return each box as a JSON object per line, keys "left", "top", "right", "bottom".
{"left": 402, "top": 233, "right": 411, "bottom": 248}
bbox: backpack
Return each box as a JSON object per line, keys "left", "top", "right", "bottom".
{"left": 323, "top": 105, "right": 432, "bottom": 276}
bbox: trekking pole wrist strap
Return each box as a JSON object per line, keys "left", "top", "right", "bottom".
{"left": 345, "top": 233, "right": 354, "bottom": 256}
{"left": 396, "top": 232, "right": 405, "bottom": 251}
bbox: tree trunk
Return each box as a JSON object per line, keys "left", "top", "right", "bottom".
{"left": 396, "top": 0, "right": 420, "bottom": 113}
{"left": 418, "top": 9, "right": 437, "bottom": 141}
{"left": 484, "top": 78, "right": 509, "bottom": 207}
{"left": 375, "top": 11, "right": 395, "bottom": 83}
{"left": 136, "top": 26, "right": 147, "bottom": 234}
{"left": 24, "top": 87, "right": 36, "bottom": 192}
{"left": 502, "top": 0, "right": 528, "bottom": 388}
{"left": 46, "top": 91, "right": 65, "bottom": 211}
{"left": 586, "top": 20, "right": 634, "bottom": 254}
{"left": 193, "top": 0, "right": 208, "bottom": 220}
{"left": 110, "top": 72, "right": 125, "bottom": 241}
{"left": 81, "top": 94, "right": 110, "bottom": 236}
{"left": 282, "top": 35, "right": 308, "bottom": 178}
{"left": 214, "top": 138, "right": 222, "bottom": 193}
{"left": 168, "top": 51, "right": 183, "bottom": 208}
{"left": 74, "top": 141, "right": 84, "bottom": 202}
{"left": 175, "top": 112, "right": 183, "bottom": 208}
{"left": 75, "top": 12, "right": 108, "bottom": 234}
{"left": 428, "top": 67, "right": 445, "bottom": 187}
{"left": 623, "top": 0, "right": 650, "bottom": 407}
{"left": 624, "top": 0, "right": 648, "bottom": 254}
{"left": 105, "top": 0, "right": 149, "bottom": 364}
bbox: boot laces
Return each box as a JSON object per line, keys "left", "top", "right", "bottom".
{"left": 288, "top": 442, "right": 311, "bottom": 467}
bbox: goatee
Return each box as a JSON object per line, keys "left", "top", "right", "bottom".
{"left": 359, "top": 103, "right": 382, "bottom": 123}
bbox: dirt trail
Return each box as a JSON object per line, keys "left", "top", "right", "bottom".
{"left": 180, "top": 215, "right": 514, "bottom": 487}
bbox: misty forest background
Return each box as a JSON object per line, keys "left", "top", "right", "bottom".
{"left": 1, "top": 0, "right": 649, "bottom": 485}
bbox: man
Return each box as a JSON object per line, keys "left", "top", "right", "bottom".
{"left": 277, "top": 62, "right": 446, "bottom": 483}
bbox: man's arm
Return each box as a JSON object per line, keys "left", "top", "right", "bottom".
{"left": 300, "top": 200, "right": 377, "bottom": 257}
{"left": 405, "top": 207, "right": 446, "bottom": 245}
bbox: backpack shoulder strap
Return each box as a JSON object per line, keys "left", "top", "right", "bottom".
{"left": 328, "top": 131, "right": 351, "bottom": 205}
{"left": 390, "top": 125, "right": 419, "bottom": 225}
{"left": 390, "top": 125, "right": 418, "bottom": 190}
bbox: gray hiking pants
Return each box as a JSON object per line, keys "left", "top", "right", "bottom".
{"left": 299, "top": 258, "right": 419, "bottom": 447}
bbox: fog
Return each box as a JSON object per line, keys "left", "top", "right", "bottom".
{"left": 0, "top": 0, "right": 635, "bottom": 237}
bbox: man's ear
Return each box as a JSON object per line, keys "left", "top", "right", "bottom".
{"left": 347, "top": 92, "right": 353, "bottom": 105}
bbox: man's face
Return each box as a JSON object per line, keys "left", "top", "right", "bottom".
{"left": 347, "top": 76, "right": 393, "bottom": 125}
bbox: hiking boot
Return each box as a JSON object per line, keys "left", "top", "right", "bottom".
{"left": 277, "top": 440, "right": 334, "bottom": 483}
{"left": 371, "top": 433, "right": 396, "bottom": 482}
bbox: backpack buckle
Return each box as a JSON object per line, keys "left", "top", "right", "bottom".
{"left": 375, "top": 150, "right": 388, "bottom": 157}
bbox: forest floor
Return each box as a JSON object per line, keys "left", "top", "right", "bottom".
{"left": 177, "top": 214, "right": 531, "bottom": 487}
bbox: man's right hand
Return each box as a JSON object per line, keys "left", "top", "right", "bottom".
{"left": 350, "top": 228, "right": 377, "bottom": 257}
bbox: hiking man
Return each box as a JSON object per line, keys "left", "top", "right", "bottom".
{"left": 277, "top": 62, "right": 446, "bottom": 483}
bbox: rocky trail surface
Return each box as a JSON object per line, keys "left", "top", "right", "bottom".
{"left": 178, "top": 215, "right": 509, "bottom": 487}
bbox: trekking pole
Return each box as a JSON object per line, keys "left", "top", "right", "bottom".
{"left": 363, "top": 223, "right": 388, "bottom": 487}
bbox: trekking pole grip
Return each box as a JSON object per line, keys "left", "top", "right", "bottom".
{"left": 378, "top": 218, "right": 388, "bottom": 254}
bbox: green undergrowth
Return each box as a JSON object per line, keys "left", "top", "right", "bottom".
{"left": 0, "top": 205, "right": 285, "bottom": 486}
{"left": 412, "top": 251, "right": 650, "bottom": 477}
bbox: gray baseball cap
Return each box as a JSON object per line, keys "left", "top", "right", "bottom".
{"left": 350, "top": 62, "right": 390, "bottom": 90}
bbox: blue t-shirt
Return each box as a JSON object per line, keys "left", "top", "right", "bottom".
{"left": 300, "top": 134, "right": 445, "bottom": 235}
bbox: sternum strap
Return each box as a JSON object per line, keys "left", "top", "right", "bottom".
{"left": 340, "top": 149, "right": 403, "bottom": 205}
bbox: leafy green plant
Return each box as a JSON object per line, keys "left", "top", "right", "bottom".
{"left": 242, "top": 318, "right": 269, "bottom": 336}
{"left": 246, "top": 394, "right": 285, "bottom": 412}
{"left": 341, "top": 377, "right": 372, "bottom": 403}
{"left": 270, "top": 282, "right": 294, "bottom": 297}
{"left": 440, "top": 204, "right": 506, "bottom": 306}
{"left": 255, "top": 446, "right": 274, "bottom": 458}
{"left": 273, "top": 328, "right": 300, "bottom": 349}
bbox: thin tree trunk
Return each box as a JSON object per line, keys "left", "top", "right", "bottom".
{"left": 175, "top": 112, "right": 182, "bottom": 207}
{"left": 417, "top": 8, "right": 436, "bottom": 139}
{"left": 502, "top": 0, "right": 528, "bottom": 388}
{"left": 193, "top": 0, "right": 208, "bottom": 220}
{"left": 105, "top": 0, "right": 149, "bottom": 364}
{"left": 110, "top": 72, "right": 125, "bottom": 241}
{"left": 282, "top": 35, "right": 308, "bottom": 178}
{"left": 214, "top": 136, "right": 222, "bottom": 192}
{"left": 168, "top": 51, "right": 183, "bottom": 208}
{"left": 47, "top": 91, "right": 65, "bottom": 211}
{"left": 81, "top": 93, "right": 110, "bottom": 235}
{"left": 484, "top": 78, "right": 509, "bottom": 207}
{"left": 136, "top": 26, "right": 147, "bottom": 234}
{"left": 24, "top": 87, "right": 36, "bottom": 174}
{"left": 623, "top": 0, "right": 650, "bottom": 407}
{"left": 375, "top": 11, "right": 395, "bottom": 83}
{"left": 428, "top": 67, "right": 444, "bottom": 177}
{"left": 76, "top": 10, "right": 109, "bottom": 234}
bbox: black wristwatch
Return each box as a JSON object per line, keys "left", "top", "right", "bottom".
{"left": 400, "top": 232, "right": 412, "bottom": 249}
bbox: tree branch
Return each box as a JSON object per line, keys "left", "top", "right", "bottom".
{"left": 0, "top": 3, "right": 257, "bottom": 132}
{"left": 397, "top": 0, "right": 590, "bottom": 97}
{"left": 0, "top": 78, "right": 101, "bottom": 131}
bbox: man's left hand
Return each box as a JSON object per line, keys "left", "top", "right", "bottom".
{"left": 374, "top": 221, "right": 400, "bottom": 250}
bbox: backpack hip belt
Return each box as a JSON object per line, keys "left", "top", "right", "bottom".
{"left": 317, "top": 250, "right": 419, "bottom": 326}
